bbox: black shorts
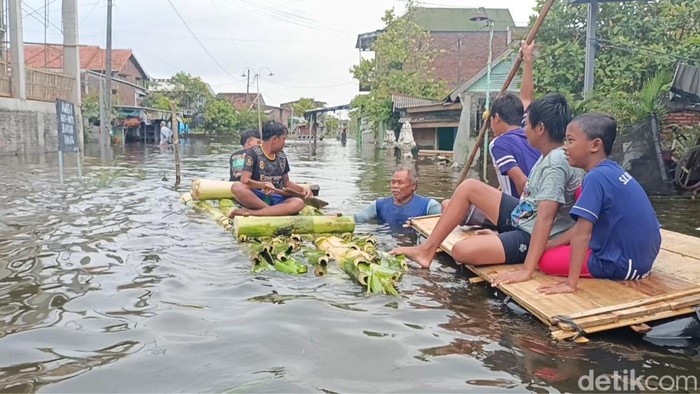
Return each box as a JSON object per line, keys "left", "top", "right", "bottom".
{"left": 496, "top": 194, "right": 531, "bottom": 265}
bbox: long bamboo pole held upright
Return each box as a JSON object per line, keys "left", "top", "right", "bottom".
{"left": 170, "top": 101, "right": 182, "bottom": 189}
{"left": 455, "top": 0, "right": 557, "bottom": 188}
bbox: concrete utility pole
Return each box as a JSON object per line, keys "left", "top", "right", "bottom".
{"left": 100, "top": 0, "right": 113, "bottom": 146}
{"left": 62, "top": 0, "right": 83, "bottom": 152}
{"left": 8, "top": 0, "right": 26, "bottom": 99}
{"left": 583, "top": 0, "right": 598, "bottom": 97}
{"left": 245, "top": 69, "right": 250, "bottom": 95}
{"left": 0, "top": 0, "right": 6, "bottom": 63}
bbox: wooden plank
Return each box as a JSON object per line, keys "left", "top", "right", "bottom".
{"left": 620, "top": 270, "right": 695, "bottom": 296}
{"left": 660, "top": 229, "right": 700, "bottom": 259}
{"left": 651, "top": 249, "right": 700, "bottom": 284}
{"left": 408, "top": 216, "right": 700, "bottom": 340}
{"left": 630, "top": 323, "right": 652, "bottom": 334}
{"left": 551, "top": 307, "right": 697, "bottom": 340}
{"left": 557, "top": 288, "right": 700, "bottom": 321}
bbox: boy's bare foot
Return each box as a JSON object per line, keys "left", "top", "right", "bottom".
{"left": 389, "top": 244, "right": 436, "bottom": 269}
{"left": 229, "top": 208, "right": 252, "bottom": 218}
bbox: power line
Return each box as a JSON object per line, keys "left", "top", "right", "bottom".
{"left": 597, "top": 38, "right": 700, "bottom": 66}
{"left": 166, "top": 0, "right": 242, "bottom": 82}
{"left": 262, "top": 78, "right": 358, "bottom": 89}
{"left": 210, "top": 0, "right": 246, "bottom": 65}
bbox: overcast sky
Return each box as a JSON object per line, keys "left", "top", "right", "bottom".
{"left": 20, "top": 0, "right": 537, "bottom": 106}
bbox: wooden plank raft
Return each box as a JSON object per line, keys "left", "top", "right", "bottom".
{"left": 408, "top": 215, "right": 700, "bottom": 341}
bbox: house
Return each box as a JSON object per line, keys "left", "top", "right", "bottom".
{"left": 356, "top": 7, "right": 522, "bottom": 90}
{"left": 218, "top": 92, "right": 291, "bottom": 126}
{"left": 392, "top": 94, "right": 461, "bottom": 151}
{"left": 387, "top": 47, "right": 522, "bottom": 156}
{"left": 23, "top": 44, "right": 149, "bottom": 106}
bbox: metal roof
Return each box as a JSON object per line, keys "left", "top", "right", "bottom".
{"left": 392, "top": 94, "right": 440, "bottom": 110}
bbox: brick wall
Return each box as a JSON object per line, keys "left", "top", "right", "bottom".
{"left": 84, "top": 73, "right": 140, "bottom": 106}
{"left": 665, "top": 110, "right": 700, "bottom": 127}
{"left": 429, "top": 31, "right": 510, "bottom": 89}
{"left": 0, "top": 97, "right": 58, "bottom": 155}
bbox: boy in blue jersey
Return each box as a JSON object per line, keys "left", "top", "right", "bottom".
{"left": 532, "top": 114, "right": 662, "bottom": 294}
{"left": 354, "top": 166, "right": 441, "bottom": 227}
{"left": 392, "top": 94, "right": 583, "bottom": 269}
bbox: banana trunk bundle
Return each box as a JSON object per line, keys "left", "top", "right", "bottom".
{"left": 233, "top": 215, "right": 355, "bottom": 238}
{"left": 315, "top": 235, "right": 407, "bottom": 295}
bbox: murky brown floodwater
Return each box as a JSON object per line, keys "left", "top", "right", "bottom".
{"left": 0, "top": 137, "right": 698, "bottom": 393}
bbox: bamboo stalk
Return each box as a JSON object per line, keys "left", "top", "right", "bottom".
{"left": 234, "top": 215, "right": 355, "bottom": 238}
{"left": 170, "top": 101, "right": 181, "bottom": 189}
{"left": 456, "top": 0, "right": 557, "bottom": 186}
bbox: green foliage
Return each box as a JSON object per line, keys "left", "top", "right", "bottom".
{"left": 349, "top": 1, "right": 448, "bottom": 128}
{"left": 324, "top": 115, "right": 340, "bottom": 137}
{"left": 81, "top": 93, "right": 100, "bottom": 124}
{"left": 168, "top": 71, "right": 214, "bottom": 116}
{"left": 291, "top": 98, "right": 319, "bottom": 116}
{"left": 532, "top": 0, "right": 700, "bottom": 125}
{"left": 234, "top": 109, "right": 259, "bottom": 132}
{"left": 203, "top": 99, "right": 237, "bottom": 135}
{"left": 141, "top": 92, "right": 172, "bottom": 110}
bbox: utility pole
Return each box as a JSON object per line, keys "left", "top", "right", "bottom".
{"left": 0, "top": 0, "right": 6, "bottom": 64}
{"left": 245, "top": 69, "right": 250, "bottom": 95}
{"left": 256, "top": 74, "right": 262, "bottom": 137}
{"left": 62, "top": 0, "right": 83, "bottom": 152}
{"left": 8, "top": 0, "right": 26, "bottom": 99}
{"left": 583, "top": 0, "right": 598, "bottom": 97}
{"left": 100, "top": 0, "right": 113, "bottom": 146}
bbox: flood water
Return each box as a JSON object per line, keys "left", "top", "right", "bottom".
{"left": 1, "top": 137, "right": 698, "bottom": 393}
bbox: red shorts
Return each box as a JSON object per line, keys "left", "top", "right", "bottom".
{"left": 538, "top": 245, "right": 593, "bottom": 277}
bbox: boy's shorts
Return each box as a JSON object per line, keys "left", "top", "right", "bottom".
{"left": 252, "top": 189, "right": 289, "bottom": 206}
{"left": 496, "top": 194, "right": 531, "bottom": 265}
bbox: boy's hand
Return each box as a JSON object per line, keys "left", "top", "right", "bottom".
{"left": 537, "top": 280, "right": 577, "bottom": 295}
{"left": 301, "top": 187, "right": 313, "bottom": 199}
{"left": 262, "top": 182, "right": 276, "bottom": 195}
{"left": 521, "top": 40, "right": 535, "bottom": 61}
{"left": 492, "top": 269, "right": 532, "bottom": 287}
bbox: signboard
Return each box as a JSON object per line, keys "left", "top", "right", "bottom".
{"left": 56, "top": 99, "right": 79, "bottom": 153}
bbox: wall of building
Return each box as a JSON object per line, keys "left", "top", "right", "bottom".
{"left": 414, "top": 128, "right": 437, "bottom": 149}
{"left": 666, "top": 110, "right": 700, "bottom": 127}
{"left": 83, "top": 73, "right": 141, "bottom": 106}
{"left": 430, "top": 31, "right": 510, "bottom": 89}
{"left": 0, "top": 97, "right": 58, "bottom": 156}
{"left": 118, "top": 58, "right": 146, "bottom": 86}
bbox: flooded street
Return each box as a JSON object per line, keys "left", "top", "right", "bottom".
{"left": 1, "top": 138, "right": 698, "bottom": 393}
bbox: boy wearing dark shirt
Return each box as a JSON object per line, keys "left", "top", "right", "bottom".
{"left": 229, "top": 129, "right": 260, "bottom": 182}
{"left": 229, "top": 121, "right": 312, "bottom": 217}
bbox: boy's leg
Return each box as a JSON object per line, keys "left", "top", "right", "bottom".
{"left": 231, "top": 183, "right": 270, "bottom": 211}
{"left": 390, "top": 179, "right": 503, "bottom": 268}
{"left": 454, "top": 229, "right": 530, "bottom": 266}
{"left": 240, "top": 197, "right": 305, "bottom": 217}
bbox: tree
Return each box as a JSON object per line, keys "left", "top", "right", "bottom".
{"left": 81, "top": 93, "right": 100, "bottom": 125}
{"left": 324, "top": 114, "right": 340, "bottom": 138}
{"left": 291, "top": 98, "right": 319, "bottom": 116}
{"left": 203, "top": 99, "right": 237, "bottom": 135}
{"left": 532, "top": 0, "right": 700, "bottom": 107}
{"left": 168, "top": 71, "right": 214, "bottom": 117}
{"left": 141, "top": 92, "right": 172, "bottom": 110}
{"left": 349, "top": 1, "right": 448, "bottom": 128}
{"left": 233, "top": 110, "right": 259, "bottom": 132}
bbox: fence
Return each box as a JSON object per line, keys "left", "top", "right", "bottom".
{"left": 25, "top": 68, "right": 73, "bottom": 102}
{"left": 0, "top": 61, "right": 10, "bottom": 97}
{"left": 611, "top": 118, "right": 674, "bottom": 194}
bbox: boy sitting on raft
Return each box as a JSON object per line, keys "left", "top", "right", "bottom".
{"left": 496, "top": 113, "right": 662, "bottom": 294}
{"left": 391, "top": 93, "right": 584, "bottom": 272}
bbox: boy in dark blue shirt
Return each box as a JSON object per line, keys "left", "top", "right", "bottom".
{"left": 536, "top": 113, "right": 661, "bottom": 294}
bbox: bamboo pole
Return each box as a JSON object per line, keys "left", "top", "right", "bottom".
{"left": 456, "top": 0, "right": 557, "bottom": 187}
{"left": 191, "top": 179, "right": 240, "bottom": 201}
{"left": 170, "top": 101, "right": 182, "bottom": 189}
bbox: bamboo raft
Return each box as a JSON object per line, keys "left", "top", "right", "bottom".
{"left": 408, "top": 215, "right": 700, "bottom": 341}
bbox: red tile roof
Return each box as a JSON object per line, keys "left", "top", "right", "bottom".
{"left": 23, "top": 44, "right": 137, "bottom": 73}
{"left": 217, "top": 93, "right": 264, "bottom": 111}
